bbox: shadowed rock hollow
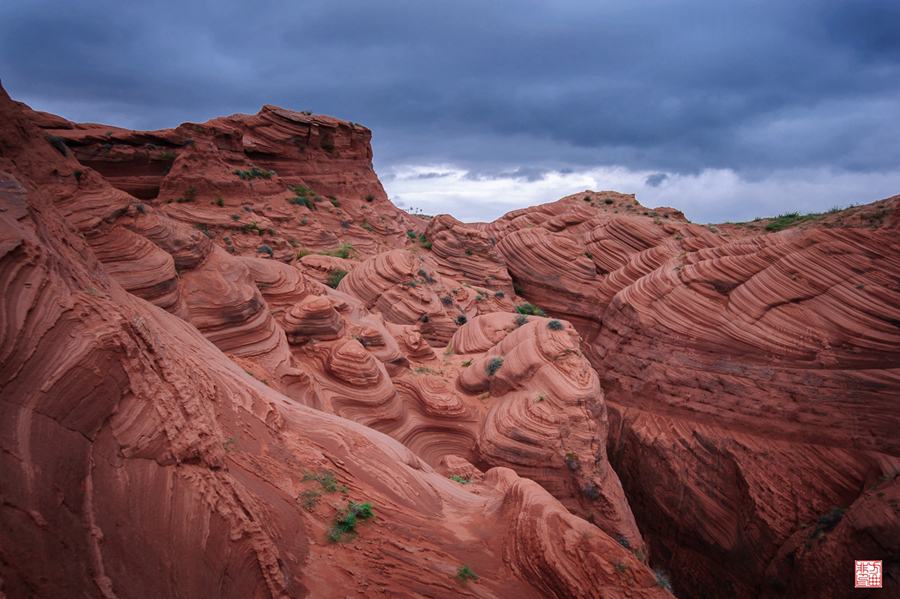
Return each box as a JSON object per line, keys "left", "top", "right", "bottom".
{"left": 2, "top": 81, "right": 898, "bottom": 598}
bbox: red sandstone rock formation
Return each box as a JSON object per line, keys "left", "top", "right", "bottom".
{"left": 476, "top": 191, "right": 900, "bottom": 598}
{"left": 5, "top": 81, "right": 899, "bottom": 599}
{"left": 1, "top": 83, "right": 672, "bottom": 599}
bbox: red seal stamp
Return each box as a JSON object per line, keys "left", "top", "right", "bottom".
{"left": 855, "top": 560, "right": 882, "bottom": 588}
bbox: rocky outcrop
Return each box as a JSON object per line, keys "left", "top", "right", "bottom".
{"left": 30, "top": 101, "right": 426, "bottom": 258}
{"left": 3, "top": 84, "right": 672, "bottom": 599}
{"left": 7, "top": 80, "right": 900, "bottom": 599}
{"left": 479, "top": 191, "right": 900, "bottom": 597}
{"left": 425, "top": 214, "right": 515, "bottom": 294}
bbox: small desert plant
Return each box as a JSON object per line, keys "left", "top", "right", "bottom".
{"left": 327, "top": 268, "right": 348, "bottom": 289}
{"left": 327, "top": 501, "right": 374, "bottom": 542}
{"left": 485, "top": 357, "right": 504, "bottom": 376}
{"left": 582, "top": 483, "right": 601, "bottom": 499}
{"left": 158, "top": 151, "right": 176, "bottom": 161}
{"left": 302, "top": 470, "right": 348, "bottom": 493}
{"left": 73, "top": 170, "right": 83, "bottom": 181}
{"left": 534, "top": 393, "right": 547, "bottom": 403}
{"left": 564, "top": 452, "right": 581, "bottom": 471}
{"left": 441, "top": 295, "right": 453, "bottom": 306}
{"left": 234, "top": 166, "right": 273, "bottom": 180}
{"left": 616, "top": 536, "right": 630, "bottom": 549}
{"left": 258, "top": 244, "right": 274, "bottom": 257}
{"left": 547, "top": 319, "right": 564, "bottom": 330}
{"left": 461, "top": 360, "right": 472, "bottom": 367}
{"left": 456, "top": 565, "right": 478, "bottom": 582}
{"left": 299, "top": 489, "right": 321, "bottom": 510}
{"left": 449, "top": 474, "right": 470, "bottom": 485}
{"left": 45, "top": 134, "right": 68, "bottom": 156}
{"left": 515, "top": 303, "right": 547, "bottom": 317}
{"left": 809, "top": 506, "right": 843, "bottom": 538}
{"left": 513, "top": 314, "right": 527, "bottom": 328}
{"left": 653, "top": 569, "right": 673, "bottom": 592}
{"left": 454, "top": 314, "right": 467, "bottom": 326}
{"left": 320, "top": 243, "right": 358, "bottom": 260}
{"left": 604, "top": 198, "right": 614, "bottom": 204}
{"left": 494, "top": 290, "right": 505, "bottom": 298}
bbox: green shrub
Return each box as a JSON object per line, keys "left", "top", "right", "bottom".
{"left": 547, "top": 319, "right": 563, "bottom": 330}
{"left": 258, "top": 244, "right": 273, "bottom": 257}
{"left": 513, "top": 314, "right": 527, "bottom": 327}
{"left": 320, "top": 243, "right": 358, "bottom": 260}
{"left": 456, "top": 565, "right": 478, "bottom": 582}
{"left": 604, "top": 198, "right": 614, "bottom": 204}
{"left": 564, "top": 452, "right": 581, "bottom": 470}
{"left": 449, "top": 474, "right": 470, "bottom": 485}
{"left": 289, "top": 195, "right": 315, "bottom": 209}
{"left": 158, "top": 151, "right": 176, "bottom": 161}
{"left": 485, "top": 357, "right": 503, "bottom": 376}
{"left": 515, "top": 303, "right": 547, "bottom": 317}
{"left": 234, "top": 167, "right": 274, "bottom": 180}
{"left": 327, "top": 501, "right": 374, "bottom": 542}
{"left": 494, "top": 290, "right": 505, "bottom": 298}
{"left": 327, "top": 268, "right": 348, "bottom": 288}
{"left": 454, "top": 313, "right": 467, "bottom": 326}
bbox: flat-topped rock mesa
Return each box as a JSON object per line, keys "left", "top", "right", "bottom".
{"left": 24, "top": 100, "right": 428, "bottom": 259}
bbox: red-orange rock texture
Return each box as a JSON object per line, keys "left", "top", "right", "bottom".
{"left": 1, "top": 83, "right": 671, "bottom": 599}
{"left": 3, "top": 79, "right": 899, "bottom": 599}
{"left": 477, "top": 191, "right": 900, "bottom": 598}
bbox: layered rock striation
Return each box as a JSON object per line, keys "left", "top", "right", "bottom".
{"left": 1, "top": 83, "right": 671, "bottom": 599}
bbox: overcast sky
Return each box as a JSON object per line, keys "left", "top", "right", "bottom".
{"left": 2, "top": 0, "right": 899, "bottom": 223}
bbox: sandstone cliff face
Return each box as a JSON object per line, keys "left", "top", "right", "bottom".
{"left": 1, "top": 84, "right": 669, "bottom": 599}
{"left": 476, "top": 191, "right": 900, "bottom": 598}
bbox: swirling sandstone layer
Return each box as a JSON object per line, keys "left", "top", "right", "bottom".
{"left": 474, "top": 191, "right": 900, "bottom": 597}
{"left": 10, "top": 79, "right": 900, "bottom": 598}
{"left": 2, "top": 84, "right": 669, "bottom": 599}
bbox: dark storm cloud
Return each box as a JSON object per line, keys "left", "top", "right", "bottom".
{"left": 1, "top": 0, "right": 899, "bottom": 178}
{"left": 645, "top": 173, "right": 669, "bottom": 188}
{"left": 463, "top": 166, "right": 552, "bottom": 183}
